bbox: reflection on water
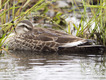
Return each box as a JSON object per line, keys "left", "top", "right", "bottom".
{"left": 0, "top": 51, "right": 106, "bottom": 80}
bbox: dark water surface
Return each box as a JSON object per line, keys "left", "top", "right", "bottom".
{"left": 0, "top": 51, "right": 106, "bottom": 80}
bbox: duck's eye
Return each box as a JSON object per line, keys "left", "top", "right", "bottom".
{"left": 23, "top": 25, "right": 32, "bottom": 31}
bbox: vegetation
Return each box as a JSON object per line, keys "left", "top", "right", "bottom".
{"left": 75, "top": 0, "right": 106, "bottom": 45}
{"left": 0, "top": 0, "right": 106, "bottom": 52}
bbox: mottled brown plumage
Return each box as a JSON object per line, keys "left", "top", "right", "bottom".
{"left": 4, "top": 20, "right": 93, "bottom": 52}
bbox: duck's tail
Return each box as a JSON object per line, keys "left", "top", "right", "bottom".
{"left": 59, "top": 39, "right": 105, "bottom": 53}
{"left": 59, "top": 39, "right": 97, "bottom": 47}
{"left": 59, "top": 39, "right": 95, "bottom": 47}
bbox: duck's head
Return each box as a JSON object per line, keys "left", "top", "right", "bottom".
{"left": 15, "top": 20, "right": 33, "bottom": 34}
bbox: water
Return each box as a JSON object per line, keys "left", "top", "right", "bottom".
{"left": 0, "top": 51, "right": 106, "bottom": 80}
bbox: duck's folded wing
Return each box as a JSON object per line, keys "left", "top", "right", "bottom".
{"left": 33, "top": 27, "right": 94, "bottom": 47}
{"left": 54, "top": 35, "right": 87, "bottom": 47}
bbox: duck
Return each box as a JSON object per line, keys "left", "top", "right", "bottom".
{"left": 3, "top": 20, "right": 104, "bottom": 52}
